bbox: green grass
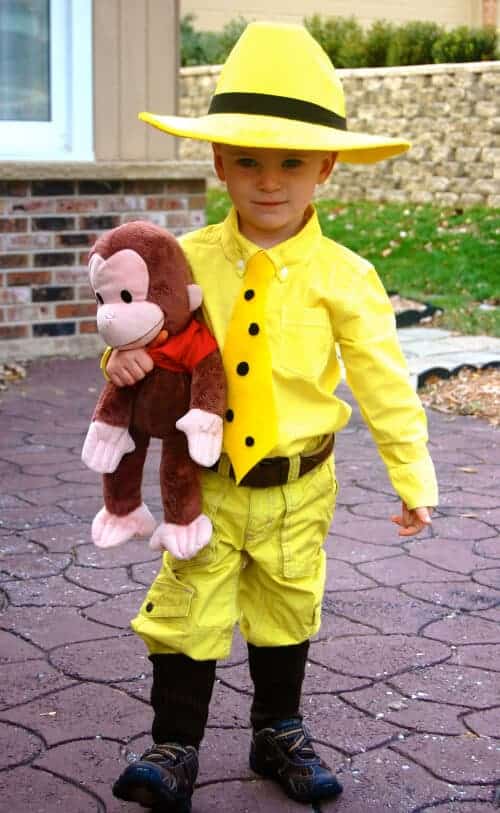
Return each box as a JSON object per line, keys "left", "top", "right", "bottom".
{"left": 206, "top": 189, "right": 500, "bottom": 336}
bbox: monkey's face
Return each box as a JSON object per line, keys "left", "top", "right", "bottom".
{"left": 89, "top": 249, "right": 164, "bottom": 349}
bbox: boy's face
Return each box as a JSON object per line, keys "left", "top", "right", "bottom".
{"left": 212, "top": 144, "right": 336, "bottom": 248}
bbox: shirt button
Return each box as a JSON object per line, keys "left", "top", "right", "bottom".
{"left": 279, "top": 267, "right": 289, "bottom": 281}
{"left": 237, "top": 259, "right": 245, "bottom": 270}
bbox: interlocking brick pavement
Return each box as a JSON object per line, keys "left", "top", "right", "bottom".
{"left": 0, "top": 357, "right": 499, "bottom": 812}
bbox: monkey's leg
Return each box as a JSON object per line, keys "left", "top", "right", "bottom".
{"left": 150, "top": 432, "right": 212, "bottom": 559}
{"left": 92, "top": 429, "right": 156, "bottom": 548}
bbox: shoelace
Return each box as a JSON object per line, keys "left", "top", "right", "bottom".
{"left": 143, "top": 744, "right": 189, "bottom": 764}
{"left": 274, "top": 725, "right": 318, "bottom": 762}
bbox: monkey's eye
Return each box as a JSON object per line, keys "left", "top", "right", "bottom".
{"left": 96, "top": 292, "right": 104, "bottom": 305}
{"left": 121, "top": 289, "right": 133, "bottom": 303}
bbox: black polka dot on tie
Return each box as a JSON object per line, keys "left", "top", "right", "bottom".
{"left": 245, "top": 436, "right": 255, "bottom": 447}
{"left": 248, "top": 322, "right": 259, "bottom": 335}
{"left": 244, "top": 289, "right": 255, "bottom": 300}
{"left": 237, "top": 362, "right": 249, "bottom": 376}
{"left": 225, "top": 409, "right": 234, "bottom": 422}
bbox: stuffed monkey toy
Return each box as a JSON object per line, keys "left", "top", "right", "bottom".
{"left": 81, "top": 221, "right": 226, "bottom": 559}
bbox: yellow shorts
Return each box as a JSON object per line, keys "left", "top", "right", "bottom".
{"left": 131, "top": 456, "right": 337, "bottom": 661}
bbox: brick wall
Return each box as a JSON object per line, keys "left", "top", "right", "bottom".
{"left": 0, "top": 175, "right": 207, "bottom": 361}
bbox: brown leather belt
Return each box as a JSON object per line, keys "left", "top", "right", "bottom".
{"left": 209, "top": 434, "right": 335, "bottom": 488}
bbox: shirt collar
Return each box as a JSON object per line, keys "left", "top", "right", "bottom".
{"left": 220, "top": 205, "right": 323, "bottom": 280}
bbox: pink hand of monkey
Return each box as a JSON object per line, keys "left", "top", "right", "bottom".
{"left": 82, "top": 420, "right": 135, "bottom": 473}
{"left": 176, "top": 409, "right": 223, "bottom": 467}
{"left": 150, "top": 514, "right": 213, "bottom": 559}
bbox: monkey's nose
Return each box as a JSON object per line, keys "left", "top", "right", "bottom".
{"left": 104, "top": 311, "right": 116, "bottom": 322}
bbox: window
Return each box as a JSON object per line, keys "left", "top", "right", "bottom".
{"left": 0, "top": 0, "right": 93, "bottom": 160}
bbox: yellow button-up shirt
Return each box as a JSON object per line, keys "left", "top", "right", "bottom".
{"left": 180, "top": 206, "right": 438, "bottom": 510}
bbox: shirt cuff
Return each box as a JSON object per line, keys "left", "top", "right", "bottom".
{"left": 387, "top": 455, "right": 439, "bottom": 510}
{"left": 100, "top": 346, "right": 113, "bottom": 382}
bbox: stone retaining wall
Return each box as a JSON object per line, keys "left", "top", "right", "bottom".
{"left": 179, "top": 62, "right": 500, "bottom": 208}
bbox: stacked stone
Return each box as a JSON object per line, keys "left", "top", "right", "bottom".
{"left": 179, "top": 61, "right": 500, "bottom": 208}
{"left": 0, "top": 177, "right": 206, "bottom": 361}
{"left": 179, "top": 66, "right": 221, "bottom": 162}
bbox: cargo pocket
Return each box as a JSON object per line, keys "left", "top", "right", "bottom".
{"left": 280, "top": 459, "right": 336, "bottom": 580}
{"left": 138, "top": 573, "right": 194, "bottom": 620}
{"left": 165, "top": 541, "right": 214, "bottom": 572}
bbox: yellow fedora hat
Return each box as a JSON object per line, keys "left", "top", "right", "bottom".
{"left": 140, "top": 21, "right": 410, "bottom": 164}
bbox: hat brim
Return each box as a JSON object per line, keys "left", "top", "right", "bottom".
{"left": 139, "top": 111, "right": 410, "bottom": 164}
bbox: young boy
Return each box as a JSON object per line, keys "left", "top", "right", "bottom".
{"left": 110, "top": 21, "right": 437, "bottom": 812}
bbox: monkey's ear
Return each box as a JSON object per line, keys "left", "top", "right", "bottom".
{"left": 187, "top": 284, "right": 203, "bottom": 311}
{"left": 88, "top": 253, "right": 105, "bottom": 283}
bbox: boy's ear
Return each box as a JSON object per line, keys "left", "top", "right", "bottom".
{"left": 212, "top": 144, "right": 226, "bottom": 182}
{"left": 318, "top": 152, "right": 337, "bottom": 184}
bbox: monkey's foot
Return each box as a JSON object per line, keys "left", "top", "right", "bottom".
{"left": 149, "top": 514, "right": 212, "bottom": 559}
{"left": 92, "top": 503, "right": 157, "bottom": 548}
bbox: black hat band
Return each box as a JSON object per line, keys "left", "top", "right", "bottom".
{"left": 208, "top": 92, "right": 347, "bottom": 131}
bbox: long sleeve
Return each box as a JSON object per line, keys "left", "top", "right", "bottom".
{"left": 335, "top": 265, "right": 438, "bottom": 509}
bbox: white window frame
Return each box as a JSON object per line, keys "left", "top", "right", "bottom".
{"left": 0, "top": 0, "right": 93, "bottom": 160}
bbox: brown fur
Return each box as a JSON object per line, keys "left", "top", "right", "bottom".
{"left": 89, "top": 222, "right": 226, "bottom": 524}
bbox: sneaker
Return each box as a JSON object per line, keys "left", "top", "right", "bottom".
{"left": 250, "top": 718, "right": 343, "bottom": 804}
{"left": 112, "top": 743, "right": 198, "bottom": 812}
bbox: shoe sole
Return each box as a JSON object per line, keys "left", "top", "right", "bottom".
{"left": 250, "top": 754, "right": 343, "bottom": 804}
{"left": 113, "top": 765, "right": 192, "bottom": 813}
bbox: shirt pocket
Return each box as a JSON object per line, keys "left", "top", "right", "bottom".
{"left": 278, "top": 305, "right": 332, "bottom": 380}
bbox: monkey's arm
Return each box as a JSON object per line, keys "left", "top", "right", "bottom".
{"left": 82, "top": 384, "right": 136, "bottom": 473}
{"left": 189, "top": 348, "right": 226, "bottom": 416}
{"left": 176, "top": 348, "right": 226, "bottom": 467}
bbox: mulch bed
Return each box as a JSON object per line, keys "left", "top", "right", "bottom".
{"left": 0, "top": 362, "right": 27, "bottom": 391}
{"left": 389, "top": 294, "right": 499, "bottom": 427}
{"left": 419, "top": 366, "right": 500, "bottom": 427}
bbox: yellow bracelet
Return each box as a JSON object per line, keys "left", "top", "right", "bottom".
{"left": 100, "top": 346, "right": 113, "bottom": 382}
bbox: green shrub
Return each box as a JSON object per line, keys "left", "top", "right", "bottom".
{"left": 304, "top": 14, "right": 366, "bottom": 68}
{"left": 197, "top": 31, "right": 225, "bottom": 65}
{"left": 180, "top": 14, "right": 206, "bottom": 66}
{"left": 180, "top": 14, "right": 248, "bottom": 66}
{"left": 181, "top": 13, "right": 499, "bottom": 67}
{"left": 363, "top": 19, "right": 397, "bottom": 67}
{"left": 387, "top": 20, "right": 444, "bottom": 66}
{"left": 217, "top": 16, "right": 249, "bottom": 61}
{"left": 432, "top": 25, "right": 499, "bottom": 63}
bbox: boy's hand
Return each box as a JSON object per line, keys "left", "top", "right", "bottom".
{"left": 391, "top": 502, "right": 433, "bottom": 537}
{"left": 106, "top": 347, "right": 153, "bottom": 387}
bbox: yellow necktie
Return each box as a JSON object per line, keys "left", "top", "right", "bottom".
{"left": 222, "top": 251, "right": 278, "bottom": 483}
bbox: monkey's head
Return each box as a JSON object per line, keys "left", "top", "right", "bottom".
{"left": 88, "top": 221, "right": 203, "bottom": 349}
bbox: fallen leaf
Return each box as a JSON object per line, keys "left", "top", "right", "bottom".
{"left": 420, "top": 368, "right": 500, "bottom": 428}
